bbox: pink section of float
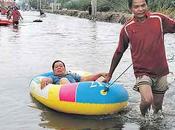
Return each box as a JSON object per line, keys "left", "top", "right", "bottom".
{"left": 59, "top": 83, "right": 78, "bottom": 102}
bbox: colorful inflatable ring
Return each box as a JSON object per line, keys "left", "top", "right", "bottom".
{"left": 30, "top": 71, "right": 129, "bottom": 115}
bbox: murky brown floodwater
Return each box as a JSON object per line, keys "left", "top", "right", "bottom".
{"left": 0, "top": 11, "right": 175, "bottom": 130}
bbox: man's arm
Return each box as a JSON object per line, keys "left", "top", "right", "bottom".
{"left": 81, "top": 73, "right": 107, "bottom": 81}
{"left": 161, "top": 13, "right": 175, "bottom": 33}
{"left": 104, "top": 27, "right": 129, "bottom": 82}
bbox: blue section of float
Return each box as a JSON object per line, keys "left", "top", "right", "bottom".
{"left": 76, "top": 81, "right": 128, "bottom": 104}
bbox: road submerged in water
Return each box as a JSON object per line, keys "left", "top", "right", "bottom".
{"left": 0, "top": 11, "right": 175, "bottom": 130}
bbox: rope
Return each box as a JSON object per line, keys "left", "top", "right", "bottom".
{"left": 103, "top": 55, "right": 175, "bottom": 92}
{"left": 103, "top": 64, "right": 132, "bottom": 92}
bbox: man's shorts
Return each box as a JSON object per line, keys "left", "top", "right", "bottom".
{"left": 133, "top": 75, "right": 168, "bottom": 94}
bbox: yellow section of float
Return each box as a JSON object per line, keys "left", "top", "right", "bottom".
{"left": 30, "top": 83, "right": 128, "bottom": 115}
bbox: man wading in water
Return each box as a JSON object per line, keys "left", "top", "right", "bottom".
{"left": 103, "top": 0, "right": 175, "bottom": 117}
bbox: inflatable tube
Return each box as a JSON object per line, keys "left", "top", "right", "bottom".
{"left": 0, "top": 19, "right": 12, "bottom": 26}
{"left": 29, "top": 71, "right": 129, "bottom": 115}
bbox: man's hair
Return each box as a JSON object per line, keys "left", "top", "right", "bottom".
{"left": 128, "top": 0, "right": 148, "bottom": 8}
{"left": 52, "top": 60, "right": 65, "bottom": 70}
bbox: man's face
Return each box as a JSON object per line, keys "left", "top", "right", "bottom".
{"left": 130, "top": 0, "right": 148, "bottom": 20}
{"left": 53, "top": 62, "right": 66, "bottom": 76}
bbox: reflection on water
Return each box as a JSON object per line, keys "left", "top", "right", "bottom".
{"left": 0, "top": 11, "right": 175, "bottom": 130}
{"left": 31, "top": 96, "right": 126, "bottom": 130}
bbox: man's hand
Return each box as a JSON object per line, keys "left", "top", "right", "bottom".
{"left": 102, "top": 73, "right": 112, "bottom": 83}
{"left": 100, "top": 73, "right": 108, "bottom": 78}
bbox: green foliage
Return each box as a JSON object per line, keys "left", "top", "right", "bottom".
{"left": 61, "top": 0, "right": 129, "bottom": 12}
{"left": 149, "top": 0, "right": 174, "bottom": 10}
{"left": 27, "top": 0, "right": 175, "bottom": 17}
{"left": 96, "top": 0, "right": 111, "bottom": 12}
{"left": 29, "top": 0, "right": 38, "bottom": 9}
{"left": 97, "top": 0, "right": 128, "bottom": 12}
{"left": 156, "top": 7, "right": 175, "bottom": 18}
{"left": 64, "top": 0, "right": 91, "bottom": 11}
{"left": 148, "top": 0, "right": 175, "bottom": 17}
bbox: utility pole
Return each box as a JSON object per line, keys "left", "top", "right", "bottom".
{"left": 40, "top": 0, "right": 41, "bottom": 10}
{"left": 54, "top": 0, "right": 56, "bottom": 11}
{"left": 37, "top": 0, "right": 39, "bottom": 10}
{"left": 91, "top": 0, "right": 97, "bottom": 20}
{"left": 52, "top": 0, "right": 56, "bottom": 12}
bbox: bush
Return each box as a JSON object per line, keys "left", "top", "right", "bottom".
{"left": 64, "top": 0, "right": 91, "bottom": 11}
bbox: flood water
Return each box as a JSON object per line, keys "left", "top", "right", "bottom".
{"left": 0, "top": 11, "right": 175, "bottom": 130}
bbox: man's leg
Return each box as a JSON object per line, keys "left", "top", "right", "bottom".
{"left": 139, "top": 84, "right": 153, "bottom": 116}
{"left": 152, "top": 75, "right": 168, "bottom": 114}
{"left": 152, "top": 93, "right": 164, "bottom": 113}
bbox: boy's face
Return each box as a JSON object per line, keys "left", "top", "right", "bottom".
{"left": 130, "top": 0, "right": 148, "bottom": 20}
